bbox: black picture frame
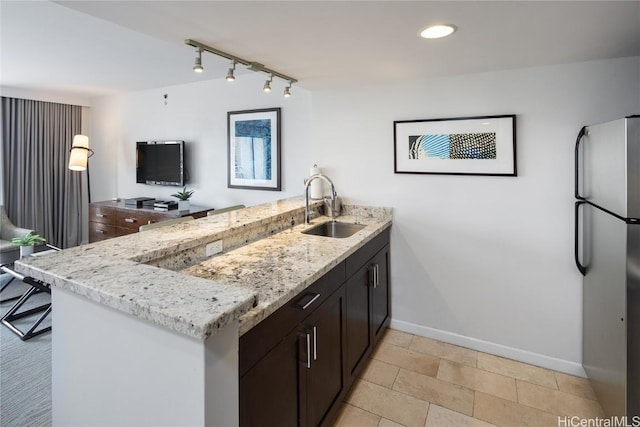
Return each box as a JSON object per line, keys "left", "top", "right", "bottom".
{"left": 393, "top": 114, "right": 517, "bottom": 176}
{"left": 227, "top": 108, "right": 281, "bottom": 190}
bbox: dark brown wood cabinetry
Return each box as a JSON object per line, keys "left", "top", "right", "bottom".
{"left": 345, "top": 230, "right": 391, "bottom": 386}
{"left": 88, "top": 200, "right": 210, "bottom": 243}
{"left": 239, "top": 227, "right": 391, "bottom": 427}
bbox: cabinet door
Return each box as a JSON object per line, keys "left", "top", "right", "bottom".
{"left": 239, "top": 326, "right": 303, "bottom": 427}
{"left": 371, "top": 245, "right": 390, "bottom": 343}
{"left": 302, "top": 286, "right": 345, "bottom": 427}
{"left": 345, "top": 263, "right": 371, "bottom": 380}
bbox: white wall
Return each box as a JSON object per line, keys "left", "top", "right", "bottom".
{"left": 89, "top": 73, "right": 312, "bottom": 208}
{"left": 310, "top": 57, "right": 640, "bottom": 373}
{"left": 89, "top": 57, "right": 640, "bottom": 374}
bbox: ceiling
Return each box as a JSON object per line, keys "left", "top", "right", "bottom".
{"left": 1, "top": 1, "right": 638, "bottom": 99}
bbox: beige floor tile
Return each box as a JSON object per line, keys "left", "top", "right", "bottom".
{"left": 409, "top": 335, "right": 477, "bottom": 367}
{"left": 380, "top": 329, "right": 413, "bottom": 348}
{"left": 392, "top": 368, "right": 474, "bottom": 416}
{"left": 360, "top": 358, "right": 400, "bottom": 389}
{"left": 333, "top": 403, "right": 381, "bottom": 427}
{"left": 474, "top": 392, "right": 557, "bottom": 427}
{"left": 378, "top": 418, "right": 405, "bottom": 427}
{"left": 346, "top": 379, "right": 429, "bottom": 427}
{"left": 476, "top": 353, "right": 557, "bottom": 389}
{"left": 437, "top": 359, "right": 517, "bottom": 402}
{"left": 554, "top": 372, "right": 598, "bottom": 401}
{"left": 426, "top": 404, "right": 498, "bottom": 427}
{"left": 372, "top": 343, "right": 440, "bottom": 377}
{"left": 516, "top": 380, "right": 605, "bottom": 418}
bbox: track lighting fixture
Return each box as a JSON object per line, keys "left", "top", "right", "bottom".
{"left": 185, "top": 39, "right": 298, "bottom": 95}
{"left": 226, "top": 61, "right": 236, "bottom": 81}
{"left": 193, "top": 48, "right": 204, "bottom": 73}
{"left": 263, "top": 76, "right": 272, "bottom": 93}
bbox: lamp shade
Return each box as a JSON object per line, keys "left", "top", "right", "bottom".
{"left": 69, "top": 134, "right": 90, "bottom": 171}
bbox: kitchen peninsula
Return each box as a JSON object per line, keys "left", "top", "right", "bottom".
{"left": 15, "top": 196, "right": 392, "bottom": 426}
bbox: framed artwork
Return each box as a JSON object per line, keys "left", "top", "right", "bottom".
{"left": 228, "top": 108, "right": 281, "bottom": 190}
{"left": 394, "top": 115, "right": 517, "bottom": 176}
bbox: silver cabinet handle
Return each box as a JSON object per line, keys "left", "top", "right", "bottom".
{"left": 370, "top": 264, "right": 379, "bottom": 288}
{"left": 375, "top": 264, "right": 379, "bottom": 288}
{"left": 313, "top": 326, "right": 317, "bottom": 361}
{"left": 125, "top": 218, "right": 136, "bottom": 223}
{"left": 305, "top": 333, "right": 311, "bottom": 369}
{"left": 299, "top": 293, "right": 321, "bottom": 310}
{"left": 95, "top": 213, "right": 105, "bottom": 218}
{"left": 97, "top": 229, "right": 106, "bottom": 234}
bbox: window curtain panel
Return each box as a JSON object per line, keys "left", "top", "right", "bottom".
{"left": 1, "top": 97, "right": 82, "bottom": 248}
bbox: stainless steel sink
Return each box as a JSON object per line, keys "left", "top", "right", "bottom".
{"left": 302, "top": 221, "right": 366, "bottom": 238}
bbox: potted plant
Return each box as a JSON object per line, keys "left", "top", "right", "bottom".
{"left": 171, "top": 186, "right": 195, "bottom": 211}
{"left": 11, "top": 232, "right": 46, "bottom": 258}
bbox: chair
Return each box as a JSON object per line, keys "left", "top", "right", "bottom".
{"left": 1, "top": 245, "right": 59, "bottom": 340}
{"left": 138, "top": 216, "right": 194, "bottom": 232}
{"left": 0, "top": 205, "right": 34, "bottom": 253}
{"left": 206, "top": 205, "right": 245, "bottom": 216}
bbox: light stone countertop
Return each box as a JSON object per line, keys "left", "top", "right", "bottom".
{"left": 15, "top": 196, "right": 392, "bottom": 340}
{"left": 182, "top": 207, "right": 393, "bottom": 335}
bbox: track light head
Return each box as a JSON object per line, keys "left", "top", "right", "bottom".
{"left": 263, "top": 76, "right": 272, "bottom": 93}
{"left": 226, "top": 61, "right": 236, "bottom": 81}
{"left": 283, "top": 84, "right": 292, "bottom": 98}
{"left": 193, "top": 48, "right": 204, "bottom": 73}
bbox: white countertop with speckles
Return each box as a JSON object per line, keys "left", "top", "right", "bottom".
{"left": 15, "top": 196, "right": 392, "bottom": 340}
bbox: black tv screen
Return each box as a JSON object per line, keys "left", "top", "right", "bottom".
{"left": 136, "top": 141, "right": 185, "bottom": 186}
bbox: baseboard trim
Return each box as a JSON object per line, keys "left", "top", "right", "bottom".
{"left": 390, "top": 319, "right": 586, "bottom": 378}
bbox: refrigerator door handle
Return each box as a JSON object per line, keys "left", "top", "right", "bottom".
{"left": 574, "top": 126, "right": 587, "bottom": 200}
{"left": 575, "top": 200, "right": 587, "bottom": 276}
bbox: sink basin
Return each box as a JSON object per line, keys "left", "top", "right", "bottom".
{"left": 302, "top": 221, "right": 366, "bottom": 238}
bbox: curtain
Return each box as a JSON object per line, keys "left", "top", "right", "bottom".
{"left": 1, "top": 97, "right": 82, "bottom": 248}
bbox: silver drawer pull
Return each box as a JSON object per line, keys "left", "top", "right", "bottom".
{"left": 298, "top": 293, "right": 321, "bottom": 310}
{"left": 124, "top": 218, "right": 136, "bottom": 223}
{"left": 97, "top": 229, "right": 106, "bottom": 234}
{"left": 95, "top": 213, "right": 105, "bottom": 218}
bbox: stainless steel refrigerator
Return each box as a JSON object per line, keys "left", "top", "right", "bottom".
{"left": 575, "top": 115, "right": 639, "bottom": 417}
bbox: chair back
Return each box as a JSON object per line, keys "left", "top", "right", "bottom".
{"left": 207, "top": 205, "right": 245, "bottom": 216}
{"left": 139, "top": 216, "right": 194, "bottom": 232}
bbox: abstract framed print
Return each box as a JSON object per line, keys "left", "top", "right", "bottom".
{"left": 394, "top": 115, "right": 516, "bottom": 176}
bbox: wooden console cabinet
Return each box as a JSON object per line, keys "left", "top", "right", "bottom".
{"left": 88, "top": 200, "right": 210, "bottom": 243}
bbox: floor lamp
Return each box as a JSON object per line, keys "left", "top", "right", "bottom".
{"left": 68, "top": 134, "right": 94, "bottom": 203}
{"left": 69, "top": 134, "right": 93, "bottom": 246}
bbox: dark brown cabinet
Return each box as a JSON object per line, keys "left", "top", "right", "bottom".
{"left": 239, "top": 326, "right": 301, "bottom": 426}
{"left": 239, "top": 227, "right": 390, "bottom": 427}
{"left": 240, "top": 283, "right": 345, "bottom": 427}
{"left": 88, "top": 200, "right": 210, "bottom": 242}
{"left": 344, "top": 229, "right": 391, "bottom": 386}
{"left": 300, "top": 286, "right": 345, "bottom": 427}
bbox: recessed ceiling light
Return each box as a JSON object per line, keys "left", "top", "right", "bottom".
{"left": 419, "top": 24, "right": 457, "bottom": 39}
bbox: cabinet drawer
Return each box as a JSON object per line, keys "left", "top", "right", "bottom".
{"left": 116, "top": 210, "right": 168, "bottom": 230}
{"left": 89, "top": 206, "right": 117, "bottom": 225}
{"left": 239, "top": 261, "right": 346, "bottom": 377}
{"left": 89, "top": 223, "right": 129, "bottom": 242}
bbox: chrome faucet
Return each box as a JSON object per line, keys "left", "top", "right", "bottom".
{"left": 304, "top": 173, "right": 337, "bottom": 224}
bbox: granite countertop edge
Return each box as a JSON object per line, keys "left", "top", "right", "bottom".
{"left": 14, "top": 197, "right": 392, "bottom": 341}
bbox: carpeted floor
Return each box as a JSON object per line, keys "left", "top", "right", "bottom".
{"left": 0, "top": 274, "right": 52, "bottom": 427}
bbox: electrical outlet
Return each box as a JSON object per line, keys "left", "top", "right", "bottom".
{"left": 206, "top": 240, "right": 223, "bottom": 257}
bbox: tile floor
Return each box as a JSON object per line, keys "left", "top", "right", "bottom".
{"left": 332, "top": 329, "right": 604, "bottom": 427}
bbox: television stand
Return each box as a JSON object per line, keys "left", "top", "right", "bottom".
{"left": 88, "top": 200, "right": 210, "bottom": 243}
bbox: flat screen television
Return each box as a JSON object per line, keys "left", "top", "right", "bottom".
{"left": 136, "top": 140, "right": 185, "bottom": 186}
